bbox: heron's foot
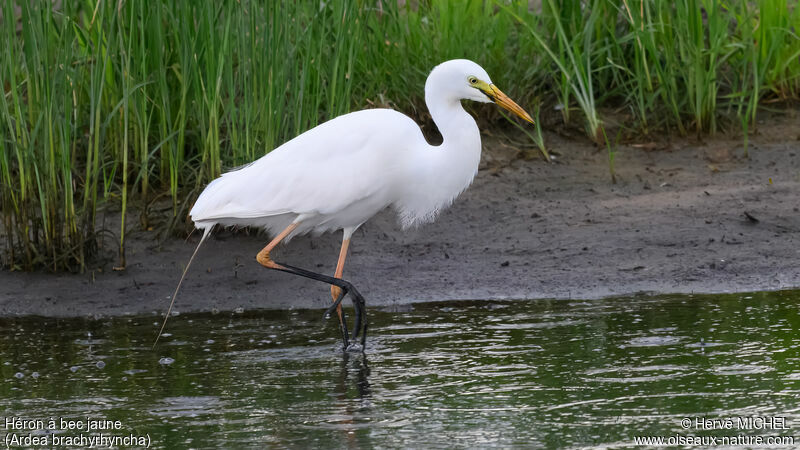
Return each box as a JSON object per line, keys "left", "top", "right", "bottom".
{"left": 343, "top": 283, "right": 368, "bottom": 352}
{"left": 345, "top": 342, "right": 364, "bottom": 353}
{"left": 322, "top": 281, "right": 368, "bottom": 352}
{"left": 324, "top": 288, "right": 348, "bottom": 320}
{"left": 267, "top": 261, "right": 367, "bottom": 352}
{"left": 344, "top": 324, "right": 367, "bottom": 353}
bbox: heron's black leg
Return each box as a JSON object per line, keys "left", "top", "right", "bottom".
{"left": 339, "top": 314, "right": 351, "bottom": 350}
{"left": 268, "top": 261, "right": 368, "bottom": 351}
{"left": 341, "top": 284, "right": 367, "bottom": 352}
{"left": 350, "top": 289, "right": 367, "bottom": 344}
{"left": 361, "top": 323, "right": 368, "bottom": 349}
{"left": 325, "top": 288, "right": 348, "bottom": 319}
{"left": 325, "top": 288, "right": 352, "bottom": 350}
{"left": 353, "top": 298, "right": 362, "bottom": 341}
{"left": 255, "top": 224, "right": 367, "bottom": 352}
{"left": 354, "top": 294, "right": 368, "bottom": 352}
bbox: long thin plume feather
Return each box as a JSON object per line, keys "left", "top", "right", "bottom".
{"left": 153, "top": 227, "right": 212, "bottom": 348}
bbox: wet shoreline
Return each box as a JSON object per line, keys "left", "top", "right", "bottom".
{"left": 2, "top": 125, "right": 799, "bottom": 318}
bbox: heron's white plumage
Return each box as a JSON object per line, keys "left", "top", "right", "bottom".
{"left": 190, "top": 59, "right": 494, "bottom": 239}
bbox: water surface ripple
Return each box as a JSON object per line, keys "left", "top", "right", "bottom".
{"left": 2, "top": 291, "right": 799, "bottom": 448}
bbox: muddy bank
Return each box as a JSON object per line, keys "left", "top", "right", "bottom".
{"left": 2, "top": 121, "right": 799, "bottom": 318}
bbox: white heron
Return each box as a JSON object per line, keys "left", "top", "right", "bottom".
{"left": 158, "top": 59, "right": 533, "bottom": 351}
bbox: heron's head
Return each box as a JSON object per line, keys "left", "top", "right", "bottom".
{"left": 426, "top": 59, "right": 534, "bottom": 124}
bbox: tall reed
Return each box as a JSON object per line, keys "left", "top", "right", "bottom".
{"left": 1, "top": 0, "right": 798, "bottom": 271}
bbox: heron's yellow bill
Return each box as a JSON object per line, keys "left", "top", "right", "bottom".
{"left": 482, "top": 84, "right": 534, "bottom": 124}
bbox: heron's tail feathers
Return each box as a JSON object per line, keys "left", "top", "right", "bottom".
{"left": 153, "top": 226, "right": 212, "bottom": 348}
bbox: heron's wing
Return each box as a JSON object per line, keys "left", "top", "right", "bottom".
{"left": 190, "top": 109, "right": 416, "bottom": 222}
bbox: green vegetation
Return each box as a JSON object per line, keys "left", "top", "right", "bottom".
{"left": 2, "top": 0, "right": 799, "bottom": 271}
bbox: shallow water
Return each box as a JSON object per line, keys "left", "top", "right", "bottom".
{"left": 2, "top": 291, "right": 799, "bottom": 448}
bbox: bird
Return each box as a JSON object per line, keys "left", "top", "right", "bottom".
{"left": 157, "top": 59, "right": 534, "bottom": 351}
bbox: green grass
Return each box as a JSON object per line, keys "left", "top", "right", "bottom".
{"left": 2, "top": 0, "right": 799, "bottom": 271}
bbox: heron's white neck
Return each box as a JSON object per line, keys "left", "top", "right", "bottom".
{"left": 395, "top": 87, "right": 482, "bottom": 228}
{"left": 425, "top": 88, "right": 482, "bottom": 185}
{"left": 427, "top": 88, "right": 480, "bottom": 144}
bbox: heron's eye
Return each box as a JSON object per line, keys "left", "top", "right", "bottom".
{"left": 468, "top": 76, "right": 478, "bottom": 85}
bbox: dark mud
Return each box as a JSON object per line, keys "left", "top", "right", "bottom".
{"left": 2, "top": 119, "right": 799, "bottom": 317}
